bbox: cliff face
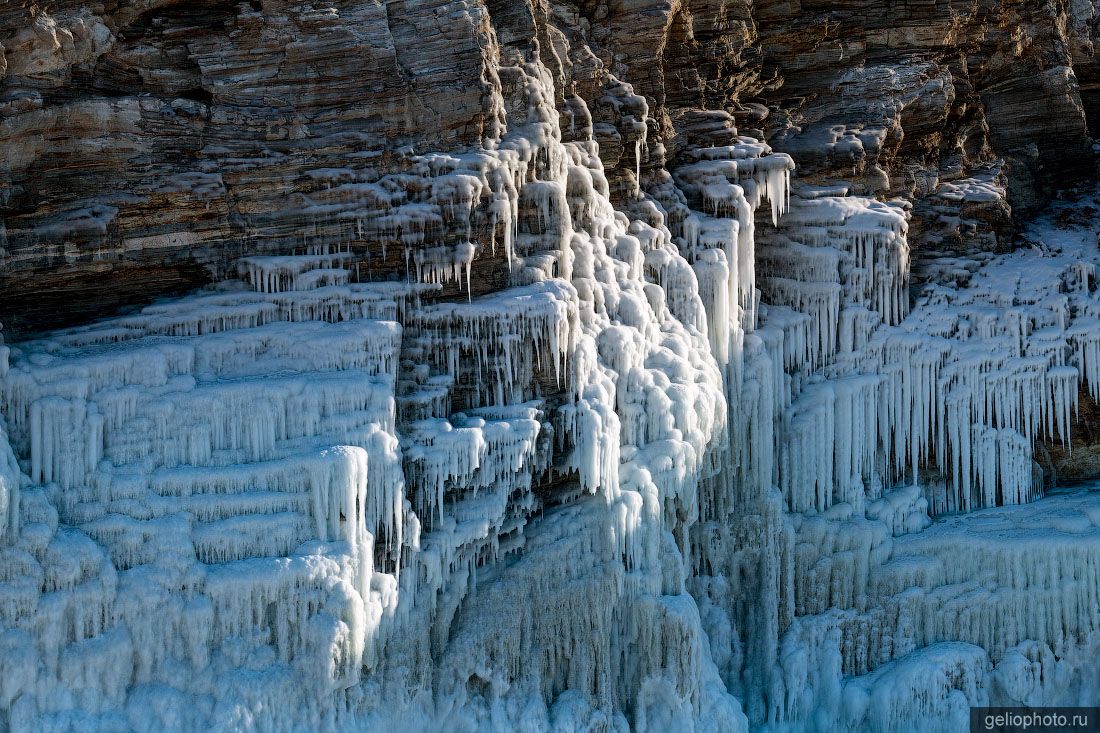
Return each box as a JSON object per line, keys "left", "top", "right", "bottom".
{"left": 1, "top": 0, "right": 502, "bottom": 334}
{"left": 4, "top": 2, "right": 1100, "bottom": 731}
{"left": 3, "top": 1, "right": 1097, "bottom": 337}
{"left": 752, "top": 0, "right": 1098, "bottom": 269}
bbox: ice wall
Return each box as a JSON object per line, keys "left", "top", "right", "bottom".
{"left": 3, "top": 7, "right": 1100, "bottom": 733}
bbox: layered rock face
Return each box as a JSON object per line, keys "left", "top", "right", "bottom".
{"left": 3, "top": 1, "right": 1100, "bottom": 732}
{"left": 751, "top": 0, "right": 1098, "bottom": 272}
{"left": 4, "top": 1, "right": 1097, "bottom": 336}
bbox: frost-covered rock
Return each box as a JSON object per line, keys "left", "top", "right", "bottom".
{"left": 5, "top": 1, "right": 1100, "bottom": 731}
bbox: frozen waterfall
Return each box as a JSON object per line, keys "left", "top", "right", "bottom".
{"left": 3, "top": 35, "right": 1100, "bottom": 733}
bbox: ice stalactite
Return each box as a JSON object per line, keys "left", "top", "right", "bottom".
{"left": 0, "top": 274, "right": 419, "bottom": 727}
{"left": 644, "top": 103, "right": 1100, "bottom": 729}
{"left": 741, "top": 182, "right": 1100, "bottom": 518}
{"left": 239, "top": 253, "right": 355, "bottom": 294}
{"left": 718, "top": 175, "right": 1100, "bottom": 728}
{"left": 0, "top": 346, "right": 20, "bottom": 543}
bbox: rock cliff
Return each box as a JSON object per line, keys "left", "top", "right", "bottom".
{"left": 4, "top": 1, "right": 1100, "bottom": 731}
{"left": 4, "top": 1, "right": 1097, "bottom": 337}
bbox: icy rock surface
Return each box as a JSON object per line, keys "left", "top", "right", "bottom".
{"left": 8, "top": 0, "right": 1100, "bottom": 333}
{"left": 0, "top": 58, "right": 754, "bottom": 732}
{"left": 5, "top": 6, "right": 1100, "bottom": 733}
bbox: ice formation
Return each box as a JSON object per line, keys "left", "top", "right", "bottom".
{"left": 4, "top": 14, "right": 1100, "bottom": 733}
